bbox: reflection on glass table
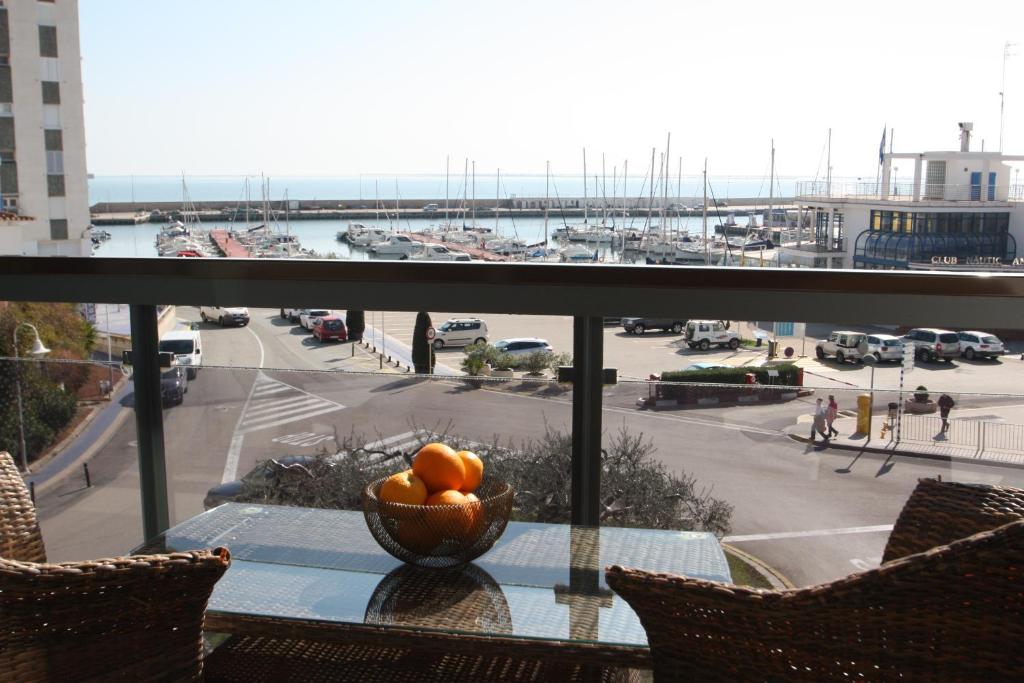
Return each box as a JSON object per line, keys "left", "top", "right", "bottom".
{"left": 139, "top": 502, "right": 731, "bottom": 667}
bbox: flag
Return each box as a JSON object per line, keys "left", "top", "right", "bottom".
{"left": 878, "top": 126, "right": 887, "bottom": 165}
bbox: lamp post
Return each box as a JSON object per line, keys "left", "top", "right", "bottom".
{"left": 13, "top": 322, "right": 51, "bottom": 472}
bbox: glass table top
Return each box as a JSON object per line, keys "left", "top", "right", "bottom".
{"left": 145, "top": 503, "right": 732, "bottom": 648}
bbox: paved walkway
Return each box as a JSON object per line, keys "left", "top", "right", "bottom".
{"left": 786, "top": 408, "right": 1024, "bottom": 467}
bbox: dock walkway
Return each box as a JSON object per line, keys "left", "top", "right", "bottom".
{"left": 399, "top": 233, "right": 511, "bottom": 262}
{"left": 209, "top": 229, "right": 250, "bottom": 258}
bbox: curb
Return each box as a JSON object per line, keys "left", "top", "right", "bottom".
{"left": 785, "top": 433, "right": 1024, "bottom": 471}
{"left": 33, "top": 408, "right": 132, "bottom": 496}
{"left": 721, "top": 543, "right": 795, "bottom": 590}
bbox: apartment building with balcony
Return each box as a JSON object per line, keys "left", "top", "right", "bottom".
{"left": 0, "top": 0, "right": 89, "bottom": 256}
{"left": 790, "top": 123, "right": 1024, "bottom": 270}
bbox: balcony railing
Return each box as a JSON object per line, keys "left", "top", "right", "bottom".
{"left": 798, "top": 180, "right": 1023, "bottom": 203}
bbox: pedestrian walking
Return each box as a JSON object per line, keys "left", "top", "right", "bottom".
{"left": 811, "top": 398, "right": 829, "bottom": 442}
{"left": 938, "top": 393, "right": 955, "bottom": 433}
{"left": 826, "top": 395, "right": 839, "bottom": 437}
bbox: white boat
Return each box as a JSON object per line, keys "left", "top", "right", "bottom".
{"left": 369, "top": 234, "right": 424, "bottom": 256}
{"left": 411, "top": 244, "right": 472, "bottom": 261}
{"left": 559, "top": 244, "right": 597, "bottom": 262}
{"left": 484, "top": 237, "right": 528, "bottom": 254}
{"left": 343, "top": 223, "right": 390, "bottom": 246}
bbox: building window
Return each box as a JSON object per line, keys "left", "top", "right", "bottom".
{"left": 44, "top": 128, "right": 61, "bottom": 150}
{"left": 49, "top": 218, "right": 68, "bottom": 240}
{"left": 47, "top": 173, "right": 64, "bottom": 196}
{"left": 45, "top": 150, "right": 63, "bottom": 174}
{"left": 41, "top": 80, "right": 59, "bottom": 104}
{"left": 0, "top": 9, "right": 9, "bottom": 58}
{"left": 1, "top": 150, "right": 17, "bottom": 194}
{"left": 38, "top": 25, "right": 57, "bottom": 58}
{"left": 0, "top": 66, "right": 10, "bottom": 104}
{"left": 0, "top": 116, "right": 13, "bottom": 151}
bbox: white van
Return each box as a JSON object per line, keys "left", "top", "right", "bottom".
{"left": 159, "top": 329, "right": 202, "bottom": 378}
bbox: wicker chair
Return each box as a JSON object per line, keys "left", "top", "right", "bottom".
{"left": 606, "top": 478, "right": 1024, "bottom": 682}
{"left": 0, "top": 450, "right": 46, "bottom": 562}
{"left": 0, "top": 547, "right": 231, "bottom": 682}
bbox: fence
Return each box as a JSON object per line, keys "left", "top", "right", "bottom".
{"left": 900, "top": 414, "right": 1024, "bottom": 453}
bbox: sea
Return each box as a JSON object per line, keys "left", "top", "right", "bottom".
{"left": 88, "top": 174, "right": 780, "bottom": 259}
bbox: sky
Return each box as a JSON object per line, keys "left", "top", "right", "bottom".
{"left": 79, "top": 0, "right": 1024, "bottom": 179}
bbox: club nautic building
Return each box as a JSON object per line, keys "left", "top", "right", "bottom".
{"left": 790, "top": 123, "right": 1024, "bottom": 271}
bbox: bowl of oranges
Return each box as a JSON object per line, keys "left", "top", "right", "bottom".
{"left": 363, "top": 443, "right": 514, "bottom": 568}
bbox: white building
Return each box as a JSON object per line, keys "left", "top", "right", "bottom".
{"left": 0, "top": 0, "right": 89, "bottom": 256}
{"left": 787, "top": 123, "right": 1024, "bottom": 270}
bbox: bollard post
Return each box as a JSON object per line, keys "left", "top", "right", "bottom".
{"left": 29, "top": 481, "right": 35, "bottom": 505}
{"left": 351, "top": 344, "right": 355, "bottom": 357}
{"left": 84, "top": 462, "right": 92, "bottom": 488}
{"left": 379, "top": 354, "right": 383, "bottom": 370}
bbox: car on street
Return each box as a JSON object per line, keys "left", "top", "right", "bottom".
{"left": 815, "top": 330, "right": 866, "bottom": 364}
{"left": 200, "top": 306, "right": 250, "bottom": 326}
{"left": 280, "top": 307, "right": 304, "bottom": 322}
{"left": 682, "top": 362, "right": 729, "bottom": 372}
{"left": 160, "top": 366, "right": 188, "bottom": 406}
{"left": 312, "top": 316, "right": 348, "bottom": 342}
{"left": 491, "top": 338, "right": 553, "bottom": 366}
{"left": 957, "top": 331, "right": 1005, "bottom": 360}
{"left": 300, "top": 309, "right": 332, "bottom": 330}
{"left": 158, "top": 329, "right": 202, "bottom": 378}
{"left": 685, "top": 320, "right": 741, "bottom": 350}
{"left": 622, "top": 317, "right": 687, "bottom": 335}
{"left": 863, "top": 334, "right": 903, "bottom": 362}
{"left": 433, "top": 318, "right": 488, "bottom": 349}
{"left": 903, "top": 328, "right": 960, "bottom": 363}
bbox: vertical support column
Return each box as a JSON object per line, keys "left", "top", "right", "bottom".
{"left": 571, "top": 316, "right": 603, "bottom": 527}
{"left": 912, "top": 156, "right": 923, "bottom": 202}
{"left": 129, "top": 304, "right": 170, "bottom": 541}
{"left": 880, "top": 157, "right": 891, "bottom": 199}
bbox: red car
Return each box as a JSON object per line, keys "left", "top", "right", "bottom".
{"left": 313, "top": 316, "right": 348, "bottom": 343}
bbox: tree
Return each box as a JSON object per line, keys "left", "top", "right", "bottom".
{"left": 412, "top": 312, "right": 435, "bottom": 374}
{"left": 345, "top": 310, "right": 365, "bottom": 342}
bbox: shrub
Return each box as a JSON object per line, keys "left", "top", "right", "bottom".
{"left": 548, "top": 351, "right": 573, "bottom": 375}
{"left": 411, "top": 312, "right": 434, "bottom": 374}
{"left": 345, "top": 310, "right": 365, "bottom": 341}
{"left": 520, "top": 351, "right": 552, "bottom": 376}
{"left": 660, "top": 363, "right": 799, "bottom": 386}
{"left": 914, "top": 385, "right": 929, "bottom": 403}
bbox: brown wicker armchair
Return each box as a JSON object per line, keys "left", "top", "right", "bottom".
{"left": 0, "top": 547, "right": 231, "bottom": 682}
{"left": 607, "top": 479, "right": 1024, "bottom": 681}
{"left": 0, "top": 450, "right": 46, "bottom": 562}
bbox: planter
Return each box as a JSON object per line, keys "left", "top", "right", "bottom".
{"left": 904, "top": 398, "right": 937, "bottom": 414}
{"left": 491, "top": 369, "right": 514, "bottom": 378}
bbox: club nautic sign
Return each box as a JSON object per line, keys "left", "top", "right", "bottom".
{"left": 929, "top": 256, "right": 1023, "bottom": 266}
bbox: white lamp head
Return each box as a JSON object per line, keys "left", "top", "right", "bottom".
{"left": 30, "top": 336, "right": 50, "bottom": 356}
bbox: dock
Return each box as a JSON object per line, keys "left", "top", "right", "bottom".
{"left": 209, "top": 229, "right": 250, "bottom": 258}
{"left": 399, "top": 233, "right": 510, "bottom": 262}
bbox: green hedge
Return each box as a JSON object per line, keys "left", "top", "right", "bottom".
{"left": 661, "top": 363, "right": 800, "bottom": 385}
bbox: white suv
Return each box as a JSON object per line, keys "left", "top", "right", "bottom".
{"left": 492, "top": 338, "right": 553, "bottom": 366}
{"left": 433, "top": 318, "right": 488, "bottom": 350}
{"left": 957, "top": 331, "right": 1004, "bottom": 360}
{"left": 200, "top": 306, "right": 250, "bottom": 326}
{"left": 815, "top": 331, "right": 866, "bottom": 364}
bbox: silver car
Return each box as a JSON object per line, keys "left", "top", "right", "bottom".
{"left": 492, "top": 338, "right": 554, "bottom": 366}
{"left": 863, "top": 334, "right": 904, "bottom": 362}
{"left": 957, "top": 331, "right": 1005, "bottom": 360}
{"left": 903, "top": 328, "right": 960, "bottom": 363}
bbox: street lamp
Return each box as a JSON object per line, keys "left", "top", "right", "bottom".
{"left": 13, "top": 323, "right": 51, "bottom": 472}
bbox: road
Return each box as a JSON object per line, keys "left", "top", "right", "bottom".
{"left": 36, "top": 307, "right": 1024, "bottom": 588}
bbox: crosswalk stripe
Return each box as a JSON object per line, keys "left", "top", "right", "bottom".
{"left": 363, "top": 430, "right": 424, "bottom": 450}
{"left": 239, "top": 405, "right": 346, "bottom": 434}
{"left": 245, "top": 395, "right": 323, "bottom": 417}
{"left": 242, "top": 400, "right": 343, "bottom": 429}
{"left": 252, "top": 385, "right": 293, "bottom": 397}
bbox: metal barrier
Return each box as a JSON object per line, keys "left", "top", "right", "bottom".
{"left": 900, "top": 414, "right": 980, "bottom": 447}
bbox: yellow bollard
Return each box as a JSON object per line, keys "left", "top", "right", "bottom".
{"left": 857, "top": 393, "right": 872, "bottom": 435}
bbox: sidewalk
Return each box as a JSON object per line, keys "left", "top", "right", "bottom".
{"left": 785, "top": 412, "right": 1024, "bottom": 468}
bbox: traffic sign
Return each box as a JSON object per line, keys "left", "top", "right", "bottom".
{"left": 426, "top": 327, "right": 436, "bottom": 340}
{"left": 902, "top": 342, "right": 914, "bottom": 373}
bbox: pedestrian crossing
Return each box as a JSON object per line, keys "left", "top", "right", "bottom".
{"left": 238, "top": 373, "right": 346, "bottom": 435}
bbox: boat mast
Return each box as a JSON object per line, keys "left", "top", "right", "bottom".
{"left": 622, "top": 159, "right": 628, "bottom": 224}
{"left": 471, "top": 161, "right": 476, "bottom": 229}
{"left": 445, "top": 155, "right": 450, "bottom": 226}
{"left": 611, "top": 165, "right": 616, "bottom": 229}
{"left": 601, "top": 153, "right": 608, "bottom": 227}
{"left": 582, "top": 148, "right": 588, "bottom": 225}
{"left": 702, "top": 158, "right": 708, "bottom": 264}
{"left": 646, "top": 147, "right": 656, "bottom": 241}
{"left": 677, "top": 155, "right": 682, "bottom": 236}
{"left": 826, "top": 128, "right": 832, "bottom": 197}
{"left": 767, "top": 139, "right": 775, "bottom": 230}
{"left": 494, "top": 168, "right": 500, "bottom": 236}
{"left": 462, "top": 158, "right": 469, "bottom": 228}
{"left": 395, "top": 178, "right": 401, "bottom": 234}
{"left": 544, "top": 160, "right": 550, "bottom": 251}
{"left": 664, "top": 132, "right": 671, "bottom": 241}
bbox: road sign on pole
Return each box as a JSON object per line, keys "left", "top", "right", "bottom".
{"left": 902, "top": 341, "right": 915, "bottom": 373}
{"left": 896, "top": 342, "right": 914, "bottom": 442}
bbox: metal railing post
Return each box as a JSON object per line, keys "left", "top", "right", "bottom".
{"left": 129, "top": 304, "right": 170, "bottom": 541}
{"left": 571, "top": 316, "right": 603, "bottom": 527}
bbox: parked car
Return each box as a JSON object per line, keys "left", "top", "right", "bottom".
{"left": 312, "top": 316, "right": 348, "bottom": 342}
{"left": 200, "top": 306, "right": 250, "bottom": 326}
{"left": 903, "top": 328, "right": 960, "bottom": 363}
{"left": 815, "top": 330, "right": 866, "bottom": 364}
{"left": 158, "top": 329, "right": 202, "bottom": 378}
{"left": 300, "top": 309, "right": 332, "bottom": 330}
{"left": 682, "top": 363, "right": 729, "bottom": 372}
{"left": 203, "top": 455, "right": 316, "bottom": 509}
{"left": 622, "top": 317, "right": 687, "bottom": 335}
{"left": 280, "top": 307, "right": 304, "bottom": 322}
{"left": 423, "top": 203, "right": 439, "bottom": 212}
{"left": 863, "top": 334, "right": 903, "bottom": 362}
{"left": 957, "top": 331, "right": 1005, "bottom": 360}
{"left": 160, "top": 366, "right": 187, "bottom": 406}
{"left": 491, "top": 338, "right": 553, "bottom": 366}
{"left": 685, "top": 320, "right": 741, "bottom": 350}
{"left": 433, "top": 318, "right": 488, "bottom": 349}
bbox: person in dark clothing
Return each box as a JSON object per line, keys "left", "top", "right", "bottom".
{"left": 938, "top": 393, "right": 955, "bottom": 433}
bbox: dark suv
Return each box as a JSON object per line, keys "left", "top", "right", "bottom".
{"left": 622, "top": 317, "right": 686, "bottom": 335}
{"left": 903, "top": 328, "right": 960, "bottom": 363}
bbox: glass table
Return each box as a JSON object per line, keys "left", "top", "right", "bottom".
{"left": 139, "top": 503, "right": 732, "bottom": 669}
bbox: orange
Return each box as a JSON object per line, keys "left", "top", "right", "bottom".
{"left": 379, "top": 469, "right": 428, "bottom": 506}
{"left": 457, "top": 450, "right": 484, "bottom": 493}
{"left": 425, "top": 489, "right": 476, "bottom": 538}
{"left": 464, "top": 492, "right": 485, "bottom": 538}
{"left": 412, "top": 443, "right": 465, "bottom": 493}
{"left": 393, "top": 513, "right": 441, "bottom": 554}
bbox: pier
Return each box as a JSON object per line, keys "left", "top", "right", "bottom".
{"left": 398, "top": 233, "right": 511, "bottom": 262}
{"left": 209, "top": 229, "right": 251, "bottom": 258}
